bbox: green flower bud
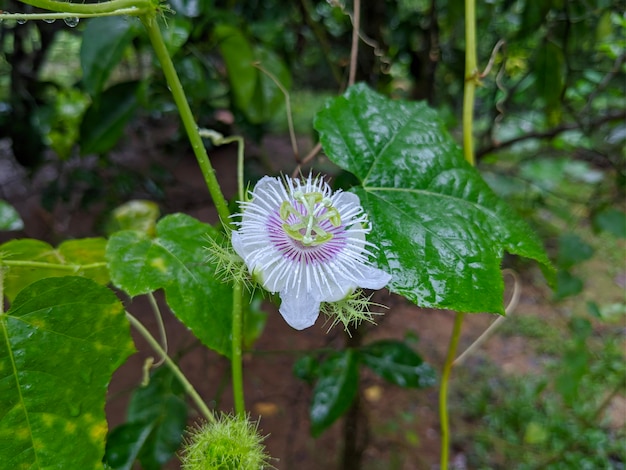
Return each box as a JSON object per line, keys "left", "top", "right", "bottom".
{"left": 181, "top": 414, "right": 271, "bottom": 470}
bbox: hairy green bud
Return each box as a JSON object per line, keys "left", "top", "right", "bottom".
{"left": 320, "top": 290, "right": 387, "bottom": 332}
{"left": 181, "top": 414, "right": 271, "bottom": 470}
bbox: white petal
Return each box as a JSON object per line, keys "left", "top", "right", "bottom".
{"left": 307, "top": 262, "right": 355, "bottom": 302}
{"left": 278, "top": 289, "right": 321, "bottom": 330}
{"left": 332, "top": 191, "right": 361, "bottom": 213}
{"left": 353, "top": 265, "right": 392, "bottom": 290}
{"left": 231, "top": 231, "right": 247, "bottom": 259}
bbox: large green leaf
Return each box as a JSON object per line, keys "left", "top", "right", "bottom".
{"left": 81, "top": 17, "right": 138, "bottom": 96}
{"left": 360, "top": 340, "right": 436, "bottom": 389}
{"left": 315, "top": 84, "right": 552, "bottom": 314}
{"left": 0, "top": 276, "right": 135, "bottom": 469}
{"left": 0, "top": 238, "right": 109, "bottom": 302}
{"left": 105, "top": 367, "right": 187, "bottom": 470}
{"left": 310, "top": 350, "right": 359, "bottom": 437}
{"left": 106, "top": 213, "right": 234, "bottom": 357}
{"left": 0, "top": 200, "right": 23, "bottom": 231}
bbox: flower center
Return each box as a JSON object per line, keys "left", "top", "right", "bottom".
{"left": 279, "top": 191, "right": 341, "bottom": 246}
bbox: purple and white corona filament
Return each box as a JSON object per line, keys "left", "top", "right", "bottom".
{"left": 231, "top": 175, "right": 391, "bottom": 330}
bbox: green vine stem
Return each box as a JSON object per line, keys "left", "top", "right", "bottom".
{"left": 0, "top": 10, "right": 143, "bottom": 20}
{"left": 0, "top": 260, "right": 106, "bottom": 272}
{"left": 147, "top": 292, "right": 168, "bottom": 366}
{"left": 199, "top": 129, "right": 245, "bottom": 203}
{"left": 462, "top": 0, "right": 479, "bottom": 166}
{"left": 17, "top": 0, "right": 151, "bottom": 15}
{"left": 440, "top": 0, "right": 478, "bottom": 467}
{"left": 126, "top": 311, "right": 217, "bottom": 424}
{"left": 439, "top": 311, "right": 465, "bottom": 469}
{"left": 231, "top": 280, "right": 245, "bottom": 416}
{"left": 140, "top": 14, "right": 233, "bottom": 227}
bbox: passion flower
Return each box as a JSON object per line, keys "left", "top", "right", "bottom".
{"left": 231, "top": 175, "right": 391, "bottom": 330}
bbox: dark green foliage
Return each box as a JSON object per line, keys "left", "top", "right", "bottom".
{"left": 310, "top": 350, "right": 360, "bottom": 437}
{"left": 80, "top": 81, "right": 141, "bottom": 155}
{"left": 305, "top": 338, "right": 436, "bottom": 437}
{"left": 105, "top": 367, "right": 188, "bottom": 470}
{"left": 361, "top": 340, "right": 436, "bottom": 389}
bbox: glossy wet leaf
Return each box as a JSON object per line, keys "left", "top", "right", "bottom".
{"left": 310, "top": 350, "right": 358, "bottom": 437}
{"left": 81, "top": 16, "right": 138, "bottom": 96}
{"left": 361, "top": 340, "right": 436, "bottom": 388}
{"left": 80, "top": 81, "right": 140, "bottom": 155}
{"left": 0, "top": 238, "right": 109, "bottom": 302}
{"left": 105, "top": 367, "right": 187, "bottom": 470}
{"left": 106, "top": 213, "right": 233, "bottom": 357}
{"left": 0, "top": 200, "right": 23, "bottom": 231}
{"left": 315, "top": 84, "right": 553, "bottom": 315}
{"left": 0, "top": 277, "right": 134, "bottom": 469}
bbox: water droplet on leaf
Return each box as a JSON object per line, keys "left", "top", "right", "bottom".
{"left": 43, "top": 18, "right": 55, "bottom": 23}
{"left": 17, "top": 18, "right": 27, "bottom": 24}
{"left": 64, "top": 16, "right": 79, "bottom": 27}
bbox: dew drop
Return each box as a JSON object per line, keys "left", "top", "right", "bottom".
{"left": 63, "top": 16, "right": 79, "bottom": 27}
{"left": 43, "top": 18, "right": 56, "bottom": 24}
{"left": 17, "top": 18, "right": 27, "bottom": 24}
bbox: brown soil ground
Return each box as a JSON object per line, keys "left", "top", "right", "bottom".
{"left": 1, "top": 122, "right": 623, "bottom": 470}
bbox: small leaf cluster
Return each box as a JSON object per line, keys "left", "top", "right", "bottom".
{"left": 294, "top": 339, "right": 437, "bottom": 437}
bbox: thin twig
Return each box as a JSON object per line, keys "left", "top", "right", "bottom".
{"left": 480, "top": 39, "right": 506, "bottom": 78}
{"left": 252, "top": 61, "right": 299, "bottom": 161}
{"left": 147, "top": 292, "right": 168, "bottom": 367}
{"left": 348, "top": 0, "right": 361, "bottom": 87}
{"left": 291, "top": 142, "right": 323, "bottom": 178}
{"left": 476, "top": 110, "right": 626, "bottom": 159}
{"left": 453, "top": 269, "right": 521, "bottom": 367}
{"left": 126, "top": 311, "right": 216, "bottom": 423}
